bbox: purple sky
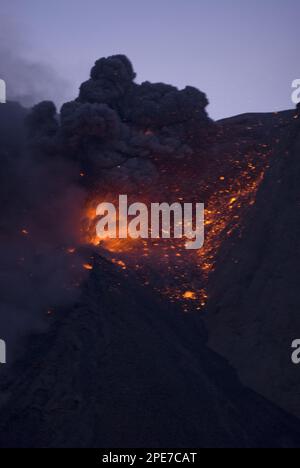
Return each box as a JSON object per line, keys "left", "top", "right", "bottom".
{"left": 2, "top": 0, "right": 299, "bottom": 119}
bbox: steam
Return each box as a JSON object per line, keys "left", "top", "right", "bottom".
{"left": 0, "top": 19, "right": 69, "bottom": 108}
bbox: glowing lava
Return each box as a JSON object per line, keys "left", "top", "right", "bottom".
{"left": 198, "top": 167, "right": 267, "bottom": 277}
{"left": 81, "top": 143, "right": 270, "bottom": 312}
{"left": 183, "top": 291, "right": 197, "bottom": 300}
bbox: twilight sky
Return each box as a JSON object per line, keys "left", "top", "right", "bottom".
{"left": 1, "top": 0, "right": 299, "bottom": 119}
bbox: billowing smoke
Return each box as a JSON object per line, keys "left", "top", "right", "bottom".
{"left": 0, "top": 102, "right": 87, "bottom": 359}
{"left": 79, "top": 55, "right": 136, "bottom": 108}
{"left": 61, "top": 54, "right": 212, "bottom": 191}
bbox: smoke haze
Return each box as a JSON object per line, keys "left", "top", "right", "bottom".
{"left": 0, "top": 19, "right": 69, "bottom": 108}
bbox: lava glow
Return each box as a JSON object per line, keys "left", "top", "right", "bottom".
{"left": 183, "top": 291, "right": 197, "bottom": 300}
{"left": 82, "top": 199, "right": 141, "bottom": 253}
{"left": 197, "top": 168, "right": 267, "bottom": 277}
{"left": 81, "top": 139, "right": 271, "bottom": 312}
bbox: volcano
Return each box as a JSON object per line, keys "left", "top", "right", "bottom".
{"left": 1, "top": 55, "right": 300, "bottom": 447}
{"left": 0, "top": 255, "right": 300, "bottom": 448}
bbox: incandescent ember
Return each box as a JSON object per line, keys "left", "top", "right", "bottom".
{"left": 81, "top": 124, "right": 272, "bottom": 312}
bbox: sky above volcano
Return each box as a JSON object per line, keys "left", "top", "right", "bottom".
{"left": 1, "top": 0, "right": 299, "bottom": 119}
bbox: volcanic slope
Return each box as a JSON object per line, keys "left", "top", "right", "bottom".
{"left": 0, "top": 255, "right": 300, "bottom": 448}
{"left": 205, "top": 108, "right": 300, "bottom": 418}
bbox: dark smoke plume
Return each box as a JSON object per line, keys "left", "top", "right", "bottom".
{"left": 61, "top": 55, "right": 212, "bottom": 191}
{"left": 0, "top": 102, "right": 87, "bottom": 359}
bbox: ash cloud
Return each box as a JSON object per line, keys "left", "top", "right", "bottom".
{"left": 61, "top": 55, "right": 212, "bottom": 191}
{"left": 0, "top": 102, "right": 87, "bottom": 359}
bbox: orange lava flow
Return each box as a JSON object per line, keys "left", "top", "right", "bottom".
{"left": 198, "top": 167, "right": 267, "bottom": 277}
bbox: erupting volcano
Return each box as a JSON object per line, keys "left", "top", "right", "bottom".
{"left": 1, "top": 54, "right": 300, "bottom": 448}
{"left": 80, "top": 102, "right": 277, "bottom": 313}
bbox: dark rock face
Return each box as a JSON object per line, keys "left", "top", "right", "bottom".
{"left": 205, "top": 111, "right": 300, "bottom": 417}
{"left": 0, "top": 256, "right": 300, "bottom": 448}
{"left": 2, "top": 55, "right": 300, "bottom": 447}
